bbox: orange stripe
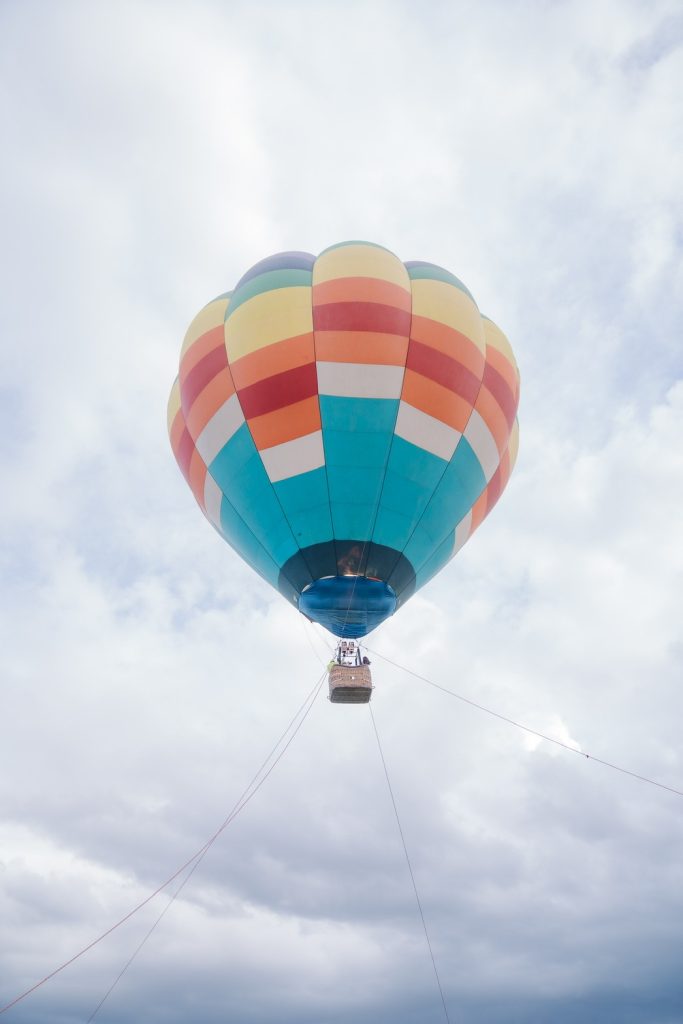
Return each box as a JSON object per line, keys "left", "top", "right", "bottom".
{"left": 230, "top": 332, "right": 315, "bottom": 389}
{"left": 189, "top": 448, "right": 207, "bottom": 509}
{"left": 410, "top": 315, "right": 485, "bottom": 378}
{"left": 401, "top": 369, "right": 473, "bottom": 431}
{"left": 169, "top": 409, "right": 185, "bottom": 452}
{"left": 485, "top": 344, "right": 519, "bottom": 396}
{"left": 248, "top": 395, "right": 321, "bottom": 451}
{"left": 474, "top": 385, "right": 512, "bottom": 454}
{"left": 313, "top": 276, "right": 411, "bottom": 310}
{"left": 470, "top": 490, "right": 488, "bottom": 533}
{"left": 314, "top": 331, "right": 409, "bottom": 365}
{"left": 185, "top": 368, "right": 235, "bottom": 440}
{"left": 179, "top": 325, "right": 225, "bottom": 378}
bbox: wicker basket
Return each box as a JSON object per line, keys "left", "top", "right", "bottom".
{"left": 328, "top": 664, "right": 373, "bottom": 704}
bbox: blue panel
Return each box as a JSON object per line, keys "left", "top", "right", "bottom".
{"left": 320, "top": 397, "right": 399, "bottom": 541}
{"left": 319, "top": 396, "right": 397, "bottom": 433}
{"left": 218, "top": 498, "right": 281, "bottom": 588}
{"left": 325, "top": 501, "right": 377, "bottom": 540}
{"left": 209, "top": 422, "right": 254, "bottom": 488}
{"left": 209, "top": 424, "right": 298, "bottom": 570}
{"left": 414, "top": 531, "right": 456, "bottom": 592}
{"left": 299, "top": 576, "right": 397, "bottom": 638}
{"left": 324, "top": 428, "right": 392, "bottom": 469}
{"left": 371, "top": 504, "right": 417, "bottom": 553}
{"left": 401, "top": 438, "right": 486, "bottom": 570}
{"left": 273, "top": 467, "right": 333, "bottom": 548}
{"left": 232, "top": 453, "right": 299, "bottom": 567}
{"left": 371, "top": 438, "right": 446, "bottom": 553}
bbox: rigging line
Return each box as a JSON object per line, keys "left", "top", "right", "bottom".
{"left": 0, "top": 672, "right": 326, "bottom": 1018}
{"left": 86, "top": 672, "right": 325, "bottom": 1022}
{"left": 299, "top": 613, "right": 329, "bottom": 668}
{"left": 367, "top": 648, "right": 683, "bottom": 800}
{"left": 368, "top": 705, "right": 451, "bottom": 1024}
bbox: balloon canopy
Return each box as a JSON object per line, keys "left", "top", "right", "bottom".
{"left": 168, "top": 242, "right": 520, "bottom": 638}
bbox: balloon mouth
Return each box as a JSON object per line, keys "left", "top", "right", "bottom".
{"left": 298, "top": 576, "right": 397, "bottom": 638}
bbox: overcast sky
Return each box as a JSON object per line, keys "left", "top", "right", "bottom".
{"left": 1, "top": 1, "right": 682, "bottom": 1022}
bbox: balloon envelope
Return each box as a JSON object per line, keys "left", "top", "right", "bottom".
{"left": 168, "top": 242, "right": 520, "bottom": 637}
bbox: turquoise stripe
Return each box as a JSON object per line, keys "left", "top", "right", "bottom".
{"left": 318, "top": 239, "right": 393, "bottom": 255}
{"left": 274, "top": 467, "right": 333, "bottom": 548}
{"left": 319, "top": 395, "right": 397, "bottom": 433}
{"left": 372, "top": 437, "right": 447, "bottom": 551}
{"left": 414, "top": 531, "right": 456, "bottom": 591}
{"left": 401, "top": 438, "right": 486, "bottom": 569}
{"left": 218, "top": 499, "right": 281, "bottom": 588}
{"left": 209, "top": 424, "right": 298, "bottom": 569}
{"left": 406, "top": 263, "right": 475, "bottom": 303}
{"left": 226, "top": 269, "right": 312, "bottom": 317}
{"left": 320, "top": 396, "right": 398, "bottom": 540}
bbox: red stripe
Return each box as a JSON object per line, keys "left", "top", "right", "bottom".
{"left": 313, "top": 301, "right": 411, "bottom": 335}
{"left": 181, "top": 345, "right": 228, "bottom": 412}
{"left": 237, "top": 361, "right": 318, "bottom": 419}
{"left": 176, "top": 427, "right": 195, "bottom": 481}
{"left": 485, "top": 462, "right": 503, "bottom": 514}
{"left": 483, "top": 362, "right": 518, "bottom": 429}
{"left": 406, "top": 339, "right": 480, "bottom": 404}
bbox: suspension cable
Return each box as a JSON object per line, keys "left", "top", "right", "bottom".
{"left": 1, "top": 672, "right": 326, "bottom": 1017}
{"left": 367, "top": 648, "right": 683, "bottom": 799}
{"left": 369, "top": 705, "right": 451, "bottom": 1024}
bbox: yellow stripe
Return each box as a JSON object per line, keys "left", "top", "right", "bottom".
{"left": 313, "top": 243, "right": 410, "bottom": 287}
{"left": 483, "top": 317, "right": 518, "bottom": 371}
{"left": 180, "top": 297, "right": 230, "bottom": 357}
{"left": 225, "top": 287, "right": 313, "bottom": 362}
{"left": 167, "top": 378, "right": 181, "bottom": 434}
{"left": 410, "top": 279, "right": 485, "bottom": 354}
{"left": 508, "top": 418, "right": 520, "bottom": 470}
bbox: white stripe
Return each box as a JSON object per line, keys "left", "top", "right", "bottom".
{"left": 196, "top": 394, "right": 244, "bottom": 465}
{"left": 394, "top": 401, "right": 460, "bottom": 461}
{"left": 453, "top": 510, "right": 473, "bottom": 555}
{"left": 316, "top": 362, "right": 404, "bottom": 399}
{"left": 203, "top": 472, "right": 223, "bottom": 530}
{"left": 464, "top": 409, "right": 500, "bottom": 482}
{"left": 260, "top": 430, "right": 325, "bottom": 483}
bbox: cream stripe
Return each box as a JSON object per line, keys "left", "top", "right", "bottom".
{"left": 260, "top": 431, "right": 325, "bottom": 483}
{"left": 394, "top": 401, "right": 460, "bottom": 461}
{"left": 225, "top": 288, "right": 313, "bottom": 362}
{"left": 464, "top": 409, "right": 500, "bottom": 483}
{"left": 313, "top": 244, "right": 409, "bottom": 287}
{"left": 317, "top": 362, "right": 404, "bottom": 399}
{"left": 410, "top": 279, "right": 485, "bottom": 355}
{"left": 196, "top": 394, "right": 244, "bottom": 465}
{"left": 453, "top": 510, "right": 473, "bottom": 555}
{"left": 203, "top": 472, "right": 223, "bottom": 530}
{"left": 181, "top": 298, "right": 229, "bottom": 357}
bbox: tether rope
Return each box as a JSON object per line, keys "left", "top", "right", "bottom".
{"left": 0, "top": 672, "right": 326, "bottom": 1017}
{"left": 369, "top": 705, "right": 451, "bottom": 1024}
{"left": 366, "top": 648, "right": 683, "bottom": 799}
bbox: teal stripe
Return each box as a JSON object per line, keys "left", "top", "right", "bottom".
{"left": 218, "top": 499, "right": 281, "bottom": 588}
{"left": 318, "top": 239, "right": 393, "bottom": 255}
{"left": 209, "top": 424, "right": 298, "bottom": 569}
{"left": 274, "top": 467, "right": 333, "bottom": 549}
{"left": 372, "top": 437, "right": 447, "bottom": 551}
{"left": 414, "top": 531, "right": 456, "bottom": 591}
{"left": 407, "top": 264, "right": 475, "bottom": 302}
{"left": 320, "top": 396, "right": 398, "bottom": 541}
{"left": 401, "top": 438, "right": 486, "bottom": 570}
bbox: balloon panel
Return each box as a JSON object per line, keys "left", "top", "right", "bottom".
{"left": 168, "top": 242, "right": 520, "bottom": 636}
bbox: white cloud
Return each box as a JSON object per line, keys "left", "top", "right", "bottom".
{"left": 1, "top": 1, "right": 682, "bottom": 1021}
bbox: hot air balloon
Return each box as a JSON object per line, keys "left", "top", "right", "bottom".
{"left": 168, "top": 242, "right": 519, "bottom": 702}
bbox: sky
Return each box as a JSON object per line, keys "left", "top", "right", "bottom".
{"left": 1, "top": 0, "right": 682, "bottom": 1021}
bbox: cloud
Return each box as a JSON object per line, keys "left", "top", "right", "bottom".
{"left": 1, "top": 1, "right": 682, "bottom": 1021}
